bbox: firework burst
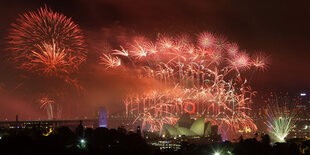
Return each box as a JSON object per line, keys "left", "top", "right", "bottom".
{"left": 39, "top": 96, "right": 56, "bottom": 119}
{"left": 228, "top": 52, "right": 250, "bottom": 70}
{"left": 251, "top": 52, "right": 270, "bottom": 71}
{"left": 8, "top": 6, "right": 87, "bottom": 77}
{"left": 226, "top": 43, "right": 239, "bottom": 56}
{"left": 100, "top": 32, "right": 268, "bottom": 140}
{"left": 198, "top": 32, "right": 215, "bottom": 49}
{"left": 265, "top": 95, "right": 297, "bottom": 142}
{"left": 21, "top": 41, "right": 86, "bottom": 76}
{"left": 99, "top": 54, "right": 121, "bottom": 69}
{"left": 7, "top": 6, "right": 87, "bottom": 119}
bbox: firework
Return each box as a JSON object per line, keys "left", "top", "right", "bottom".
{"left": 113, "top": 46, "right": 129, "bottom": 57}
{"left": 157, "top": 35, "right": 174, "bottom": 50}
{"left": 39, "top": 95, "right": 63, "bottom": 119}
{"left": 22, "top": 42, "right": 85, "bottom": 76}
{"left": 265, "top": 95, "right": 297, "bottom": 142}
{"left": 226, "top": 43, "right": 239, "bottom": 56}
{"left": 8, "top": 7, "right": 87, "bottom": 76}
{"left": 228, "top": 52, "right": 250, "bottom": 70}
{"left": 131, "top": 41, "right": 148, "bottom": 59}
{"left": 251, "top": 52, "right": 270, "bottom": 71}
{"left": 39, "top": 96, "right": 54, "bottom": 119}
{"left": 8, "top": 6, "right": 86, "bottom": 119}
{"left": 99, "top": 54, "right": 121, "bottom": 69}
{"left": 101, "top": 32, "right": 268, "bottom": 140}
{"left": 198, "top": 32, "right": 215, "bottom": 49}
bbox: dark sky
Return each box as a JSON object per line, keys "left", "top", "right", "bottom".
{"left": 0, "top": 0, "right": 309, "bottom": 94}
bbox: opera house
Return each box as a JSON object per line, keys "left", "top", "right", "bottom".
{"left": 161, "top": 114, "right": 218, "bottom": 138}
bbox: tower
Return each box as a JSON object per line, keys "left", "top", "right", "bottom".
{"left": 98, "top": 107, "right": 108, "bottom": 128}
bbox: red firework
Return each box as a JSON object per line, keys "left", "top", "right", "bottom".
{"left": 7, "top": 6, "right": 87, "bottom": 76}
{"left": 198, "top": 32, "right": 215, "bottom": 49}
{"left": 100, "top": 31, "right": 268, "bottom": 140}
{"left": 184, "top": 102, "right": 196, "bottom": 114}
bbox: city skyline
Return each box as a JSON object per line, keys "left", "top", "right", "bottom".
{"left": 0, "top": 0, "right": 309, "bottom": 143}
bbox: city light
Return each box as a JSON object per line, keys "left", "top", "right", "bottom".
{"left": 300, "top": 93, "right": 306, "bottom": 97}
{"left": 80, "top": 139, "right": 86, "bottom": 144}
{"left": 78, "top": 139, "right": 87, "bottom": 149}
{"left": 214, "top": 151, "right": 221, "bottom": 155}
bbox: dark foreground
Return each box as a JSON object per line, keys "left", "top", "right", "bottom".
{"left": 0, "top": 126, "right": 309, "bottom": 155}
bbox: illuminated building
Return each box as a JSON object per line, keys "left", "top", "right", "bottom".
{"left": 99, "top": 107, "right": 108, "bottom": 128}
{"left": 161, "top": 114, "right": 219, "bottom": 138}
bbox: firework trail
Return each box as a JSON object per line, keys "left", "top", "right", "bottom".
{"left": 100, "top": 32, "right": 268, "bottom": 139}
{"left": 39, "top": 96, "right": 55, "bottom": 119}
{"left": 265, "top": 95, "right": 297, "bottom": 142}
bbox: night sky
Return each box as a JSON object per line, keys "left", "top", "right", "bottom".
{"left": 0, "top": 0, "right": 309, "bottom": 119}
